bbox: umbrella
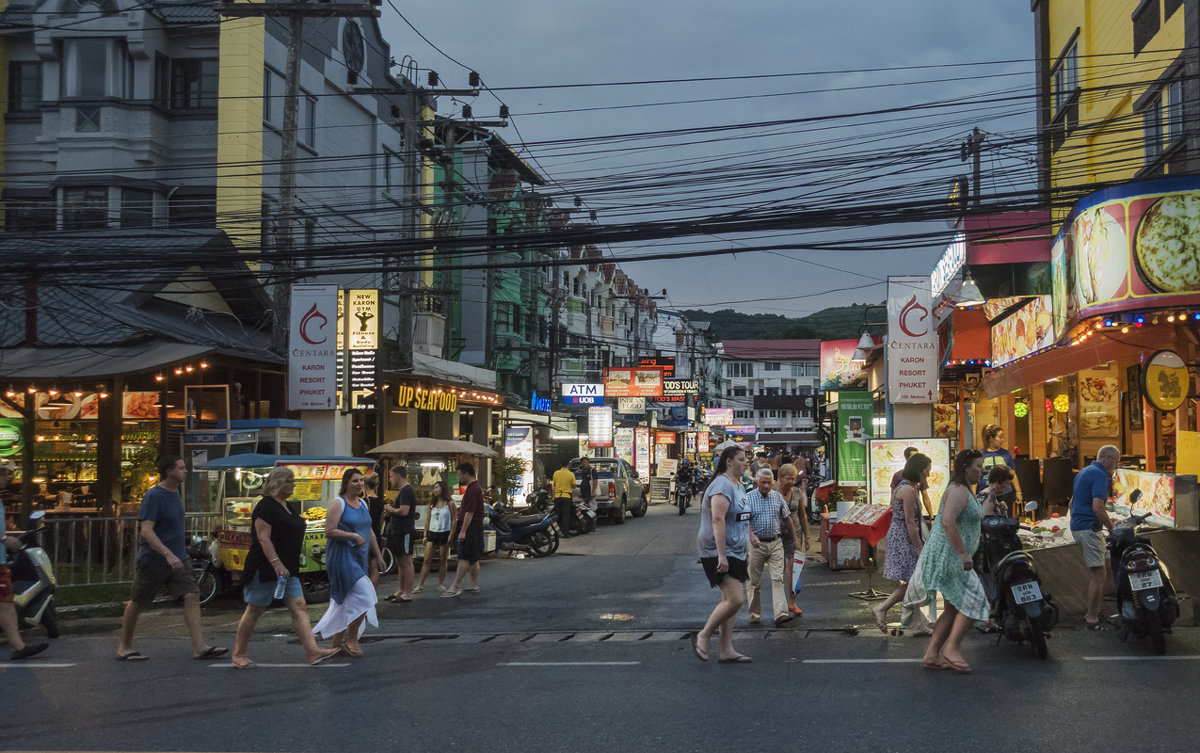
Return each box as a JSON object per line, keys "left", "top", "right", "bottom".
{"left": 366, "top": 437, "right": 498, "bottom": 458}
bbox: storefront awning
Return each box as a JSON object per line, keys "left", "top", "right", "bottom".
{"left": 756, "top": 431, "right": 820, "bottom": 445}
{"left": 0, "top": 342, "right": 259, "bottom": 380}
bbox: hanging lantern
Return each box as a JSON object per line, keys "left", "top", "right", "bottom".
{"left": 1054, "top": 394, "right": 1070, "bottom": 413}
{"left": 1045, "top": 398, "right": 1053, "bottom": 413}
{"left": 1014, "top": 401, "right": 1029, "bottom": 418}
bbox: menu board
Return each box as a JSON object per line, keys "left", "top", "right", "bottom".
{"left": 1078, "top": 366, "right": 1120, "bottom": 437}
{"left": 868, "top": 438, "right": 951, "bottom": 511}
{"left": 1050, "top": 180, "right": 1200, "bottom": 330}
{"left": 1112, "top": 468, "right": 1175, "bottom": 527}
{"left": 648, "top": 476, "right": 671, "bottom": 504}
{"left": 991, "top": 296, "right": 1055, "bottom": 366}
{"left": 933, "top": 403, "right": 958, "bottom": 438}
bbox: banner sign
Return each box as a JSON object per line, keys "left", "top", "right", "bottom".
{"left": 1050, "top": 180, "right": 1200, "bottom": 334}
{"left": 820, "top": 339, "right": 869, "bottom": 391}
{"left": 887, "top": 276, "right": 938, "bottom": 403}
{"left": 837, "top": 391, "right": 873, "bottom": 486}
{"left": 868, "top": 438, "right": 950, "bottom": 512}
{"left": 614, "top": 427, "right": 635, "bottom": 466}
{"left": 698, "top": 431, "right": 710, "bottom": 453}
{"left": 617, "top": 397, "right": 646, "bottom": 414}
{"left": 588, "top": 406, "right": 613, "bottom": 447}
{"left": 706, "top": 407, "right": 734, "bottom": 426}
{"left": 289, "top": 284, "right": 339, "bottom": 410}
{"left": 0, "top": 418, "right": 23, "bottom": 458}
{"left": 638, "top": 357, "right": 675, "bottom": 378}
{"left": 604, "top": 368, "right": 663, "bottom": 397}
{"left": 635, "top": 426, "right": 650, "bottom": 479}
{"left": 656, "top": 430, "right": 676, "bottom": 445}
{"left": 503, "top": 426, "right": 535, "bottom": 500}
{"left": 726, "top": 425, "right": 757, "bottom": 436}
{"left": 655, "top": 379, "right": 699, "bottom": 404}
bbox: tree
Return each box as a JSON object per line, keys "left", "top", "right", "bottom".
{"left": 494, "top": 455, "right": 528, "bottom": 505}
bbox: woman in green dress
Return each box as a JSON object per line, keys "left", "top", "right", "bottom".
{"left": 903, "top": 449, "right": 988, "bottom": 673}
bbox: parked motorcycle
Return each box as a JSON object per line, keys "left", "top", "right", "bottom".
{"left": 980, "top": 513, "right": 1057, "bottom": 659}
{"left": 568, "top": 499, "right": 597, "bottom": 535}
{"left": 487, "top": 501, "right": 559, "bottom": 557}
{"left": 186, "top": 534, "right": 233, "bottom": 607}
{"left": 1108, "top": 494, "right": 1179, "bottom": 654}
{"left": 9, "top": 510, "right": 59, "bottom": 639}
{"left": 524, "top": 485, "right": 553, "bottom": 515}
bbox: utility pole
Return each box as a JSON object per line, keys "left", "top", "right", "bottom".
{"left": 960, "top": 127, "right": 984, "bottom": 207}
{"left": 219, "top": 1, "right": 381, "bottom": 353}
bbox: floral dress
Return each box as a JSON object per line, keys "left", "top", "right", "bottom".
{"left": 902, "top": 486, "right": 990, "bottom": 621}
{"left": 882, "top": 481, "right": 922, "bottom": 582}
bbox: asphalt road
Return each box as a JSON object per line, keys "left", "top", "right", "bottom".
{"left": 4, "top": 503, "right": 1199, "bottom": 753}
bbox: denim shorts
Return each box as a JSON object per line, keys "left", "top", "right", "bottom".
{"left": 243, "top": 572, "right": 304, "bottom": 607}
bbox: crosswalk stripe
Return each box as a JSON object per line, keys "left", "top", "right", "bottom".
{"left": 1082, "top": 655, "right": 1200, "bottom": 661}
{"left": 208, "top": 663, "right": 351, "bottom": 668}
{"left": 0, "top": 662, "right": 76, "bottom": 668}
{"left": 499, "top": 661, "right": 641, "bottom": 666}
{"left": 803, "top": 659, "right": 923, "bottom": 664}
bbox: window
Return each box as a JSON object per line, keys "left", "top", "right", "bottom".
{"left": 1142, "top": 93, "right": 1163, "bottom": 160}
{"left": 7, "top": 62, "right": 41, "bottom": 113}
{"left": 733, "top": 387, "right": 746, "bottom": 397}
{"left": 263, "top": 67, "right": 285, "bottom": 125}
{"left": 301, "top": 93, "right": 317, "bottom": 147}
{"left": 764, "top": 362, "right": 780, "bottom": 372}
{"left": 1165, "top": 78, "right": 1184, "bottom": 146}
{"left": 495, "top": 305, "right": 511, "bottom": 329}
{"left": 170, "top": 59, "right": 218, "bottom": 109}
{"left": 62, "top": 38, "right": 131, "bottom": 99}
{"left": 725, "top": 362, "right": 752, "bottom": 378}
{"left": 1051, "top": 40, "right": 1078, "bottom": 116}
{"left": 169, "top": 190, "right": 216, "bottom": 228}
{"left": 384, "top": 148, "right": 402, "bottom": 192}
{"left": 4, "top": 198, "right": 55, "bottom": 232}
{"left": 1133, "top": 0, "right": 1161, "bottom": 55}
{"left": 120, "top": 188, "right": 153, "bottom": 228}
{"left": 62, "top": 186, "right": 109, "bottom": 230}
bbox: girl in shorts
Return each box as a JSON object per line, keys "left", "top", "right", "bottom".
{"left": 414, "top": 481, "right": 456, "bottom": 593}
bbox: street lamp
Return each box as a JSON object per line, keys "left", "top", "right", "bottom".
{"left": 851, "top": 331, "right": 875, "bottom": 363}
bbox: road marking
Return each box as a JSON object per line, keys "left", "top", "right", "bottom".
{"left": 1082, "top": 655, "right": 1200, "bottom": 662}
{"left": 0, "top": 662, "right": 77, "bottom": 668}
{"left": 499, "top": 661, "right": 641, "bottom": 666}
{"left": 803, "top": 659, "right": 924, "bottom": 664}
{"left": 208, "top": 663, "right": 351, "bottom": 668}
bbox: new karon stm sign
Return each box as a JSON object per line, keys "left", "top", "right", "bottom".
{"left": 886, "top": 276, "right": 938, "bottom": 404}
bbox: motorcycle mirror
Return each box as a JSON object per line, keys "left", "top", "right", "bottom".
{"left": 28, "top": 510, "right": 46, "bottom": 522}
{"left": 1129, "top": 489, "right": 1143, "bottom": 505}
{"left": 1023, "top": 500, "right": 1039, "bottom": 513}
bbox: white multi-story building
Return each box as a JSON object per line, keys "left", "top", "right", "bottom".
{"left": 717, "top": 340, "right": 821, "bottom": 449}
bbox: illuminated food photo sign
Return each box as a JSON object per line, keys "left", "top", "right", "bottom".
{"left": 1051, "top": 178, "right": 1200, "bottom": 329}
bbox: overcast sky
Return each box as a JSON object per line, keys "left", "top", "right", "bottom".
{"left": 379, "top": 2, "right": 1036, "bottom": 319}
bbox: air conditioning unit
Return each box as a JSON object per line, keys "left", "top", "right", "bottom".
{"left": 413, "top": 312, "right": 446, "bottom": 358}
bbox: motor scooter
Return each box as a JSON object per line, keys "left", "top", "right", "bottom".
{"left": 486, "top": 501, "right": 559, "bottom": 557}
{"left": 10, "top": 510, "right": 59, "bottom": 639}
{"left": 1108, "top": 491, "right": 1179, "bottom": 655}
{"left": 980, "top": 508, "right": 1057, "bottom": 659}
{"left": 569, "top": 499, "right": 597, "bottom": 534}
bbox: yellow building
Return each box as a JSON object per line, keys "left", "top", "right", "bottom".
{"left": 1034, "top": 0, "right": 1194, "bottom": 222}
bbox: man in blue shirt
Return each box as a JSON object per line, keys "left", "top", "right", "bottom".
{"left": 116, "top": 455, "right": 226, "bottom": 661}
{"left": 1070, "top": 444, "right": 1119, "bottom": 629}
{"left": 744, "top": 468, "right": 795, "bottom": 626}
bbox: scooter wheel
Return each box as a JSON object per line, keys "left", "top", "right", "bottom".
{"left": 41, "top": 603, "right": 60, "bottom": 640}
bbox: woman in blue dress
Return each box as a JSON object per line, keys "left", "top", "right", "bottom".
{"left": 313, "top": 468, "right": 385, "bottom": 657}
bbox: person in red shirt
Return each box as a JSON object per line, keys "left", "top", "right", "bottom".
{"left": 443, "top": 462, "right": 485, "bottom": 597}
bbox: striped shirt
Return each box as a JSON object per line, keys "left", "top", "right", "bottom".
{"left": 744, "top": 488, "right": 789, "bottom": 539}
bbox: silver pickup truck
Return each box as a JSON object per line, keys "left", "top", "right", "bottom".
{"left": 569, "top": 457, "right": 648, "bottom": 523}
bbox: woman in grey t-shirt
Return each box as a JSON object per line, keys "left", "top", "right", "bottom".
{"left": 692, "top": 445, "right": 752, "bottom": 664}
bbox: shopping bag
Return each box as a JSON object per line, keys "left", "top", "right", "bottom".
{"left": 792, "top": 550, "right": 806, "bottom": 593}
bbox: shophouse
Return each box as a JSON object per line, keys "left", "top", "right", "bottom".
{"left": 717, "top": 340, "right": 821, "bottom": 450}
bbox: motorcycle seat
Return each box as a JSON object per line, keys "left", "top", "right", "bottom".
{"left": 503, "top": 514, "right": 545, "bottom": 527}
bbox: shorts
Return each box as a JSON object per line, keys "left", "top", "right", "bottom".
{"left": 387, "top": 530, "right": 415, "bottom": 557}
{"left": 1072, "top": 528, "right": 1109, "bottom": 568}
{"left": 243, "top": 572, "right": 304, "bottom": 607}
{"left": 129, "top": 559, "right": 199, "bottom": 608}
{"left": 456, "top": 527, "right": 485, "bottom": 565}
{"left": 426, "top": 530, "right": 450, "bottom": 547}
{"left": 700, "top": 556, "right": 749, "bottom": 588}
{"left": 0, "top": 564, "right": 12, "bottom": 603}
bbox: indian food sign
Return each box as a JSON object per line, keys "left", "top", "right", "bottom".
{"left": 1051, "top": 179, "right": 1200, "bottom": 331}
{"left": 603, "top": 368, "right": 663, "bottom": 398}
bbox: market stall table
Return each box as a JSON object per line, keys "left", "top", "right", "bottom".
{"left": 828, "top": 504, "right": 892, "bottom": 600}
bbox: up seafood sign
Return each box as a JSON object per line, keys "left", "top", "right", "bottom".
{"left": 1051, "top": 177, "right": 1200, "bottom": 329}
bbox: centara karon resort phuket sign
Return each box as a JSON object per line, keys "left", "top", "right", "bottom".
{"left": 887, "top": 276, "right": 938, "bottom": 404}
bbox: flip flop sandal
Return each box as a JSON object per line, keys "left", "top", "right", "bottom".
{"left": 308, "top": 648, "right": 340, "bottom": 666}
{"left": 231, "top": 655, "right": 257, "bottom": 669}
{"left": 691, "top": 634, "right": 708, "bottom": 663}
{"left": 115, "top": 651, "right": 149, "bottom": 662}
{"left": 194, "top": 646, "right": 228, "bottom": 660}
{"left": 717, "top": 655, "right": 752, "bottom": 664}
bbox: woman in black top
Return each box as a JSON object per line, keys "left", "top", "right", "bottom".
{"left": 231, "top": 467, "right": 338, "bottom": 668}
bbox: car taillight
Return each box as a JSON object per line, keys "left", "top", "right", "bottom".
{"left": 608, "top": 481, "right": 616, "bottom": 497}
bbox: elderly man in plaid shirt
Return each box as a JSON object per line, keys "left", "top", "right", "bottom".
{"left": 744, "top": 468, "right": 796, "bottom": 627}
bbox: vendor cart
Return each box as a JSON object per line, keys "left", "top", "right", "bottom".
{"left": 195, "top": 454, "right": 376, "bottom": 601}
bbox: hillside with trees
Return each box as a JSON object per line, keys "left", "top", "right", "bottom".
{"left": 680, "top": 302, "right": 880, "bottom": 342}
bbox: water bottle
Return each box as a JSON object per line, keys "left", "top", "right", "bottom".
{"left": 273, "top": 576, "right": 287, "bottom": 600}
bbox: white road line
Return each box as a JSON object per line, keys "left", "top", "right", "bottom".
{"left": 803, "top": 659, "right": 924, "bottom": 664}
{"left": 499, "top": 661, "right": 641, "bottom": 666}
{"left": 208, "top": 663, "right": 352, "bottom": 668}
{"left": 1082, "top": 655, "right": 1200, "bottom": 661}
{"left": 0, "top": 662, "right": 77, "bottom": 668}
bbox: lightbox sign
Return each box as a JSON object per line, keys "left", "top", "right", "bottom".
{"left": 656, "top": 379, "right": 699, "bottom": 404}
{"left": 588, "top": 406, "right": 613, "bottom": 447}
{"left": 504, "top": 426, "right": 535, "bottom": 499}
{"left": 706, "top": 407, "right": 734, "bottom": 426}
{"left": 930, "top": 233, "right": 966, "bottom": 297}
{"left": 638, "top": 357, "right": 675, "bottom": 378}
{"left": 727, "top": 425, "right": 757, "bottom": 435}
{"left": 635, "top": 426, "right": 650, "bottom": 479}
{"left": 530, "top": 391, "right": 551, "bottom": 412}
{"left": 562, "top": 383, "right": 603, "bottom": 398}
{"left": 288, "top": 284, "right": 339, "bottom": 410}
{"left": 604, "top": 368, "right": 663, "bottom": 397}
{"left": 886, "top": 276, "right": 938, "bottom": 404}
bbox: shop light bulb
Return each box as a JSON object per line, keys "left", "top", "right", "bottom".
{"left": 155, "top": 374, "right": 164, "bottom": 382}
{"left": 1168, "top": 315, "right": 1176, "bottom": 323}
{"left": 174, "top": 367, "right": 183, "bottom": 376}
{"left": 1121, "top": 326, "right": 1130, "bottom": 333}
{"left": 98, "top": 390, "right": 108, "bottom": 399}
{"left": 26, "top": 386, "right": 36, "bottom": 394}
{"left": 4, "top": 386, "right": 14, "bottom": 398}
{"left": 1193, "top": 313, "right": 1200, "bottom": 321}
{"left": 47, "top": 387, "right": 59, "bottom": 397}
{"left": 199, "top": 361, "right": 209, "bottom": 369}
{"left": 185, "top": 365, "right": 194, "bottom": 373}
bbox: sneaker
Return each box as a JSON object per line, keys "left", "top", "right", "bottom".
{"left": 1085, "top": 620, "right": 1113, "bottom": 631}
{"left": 10, "top": 643, "right": 49, "bottom": 660}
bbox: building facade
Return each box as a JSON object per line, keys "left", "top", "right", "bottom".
{"left": 718, "top": 340, "right": 821, "bottom": 448}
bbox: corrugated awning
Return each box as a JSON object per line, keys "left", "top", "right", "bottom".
{"left": 0, "top": 341, "right": 272, "bottom": 381}
{"left": 756, "top": 432, "right": 821, "bottom": 444}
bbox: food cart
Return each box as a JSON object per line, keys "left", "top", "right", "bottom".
{"left": 195, "top": 454, "right": 376, "bottom": 599}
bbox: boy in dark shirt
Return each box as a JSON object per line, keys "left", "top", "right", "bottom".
{"left": 443, "top": 462, "right": 484, "bottom": 597}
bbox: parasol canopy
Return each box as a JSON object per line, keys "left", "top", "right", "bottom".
{"left": 366, "top": 437, "right": 498, "bottom": 458}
